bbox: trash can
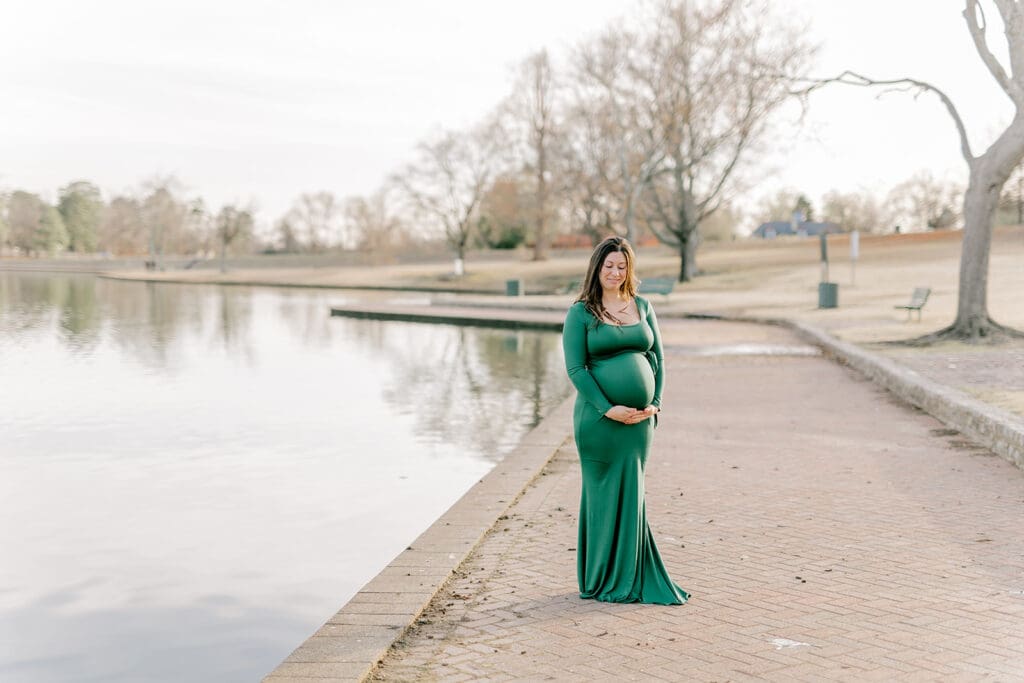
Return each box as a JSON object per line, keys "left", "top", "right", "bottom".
{"left": 506, "top": 279, "right": 523, "bottom": 297}
{"left": 818, "top": 282, "right": 839, "bottom": 308}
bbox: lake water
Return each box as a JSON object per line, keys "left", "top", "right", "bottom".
{"left": 0, "top": 272, "right": 571, "bottom": 682}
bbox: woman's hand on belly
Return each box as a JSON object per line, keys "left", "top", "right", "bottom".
{"left": 604, "top": 405, "right": 658, "bottom": 424}
{"left": 603, "top": 404, "right": 659, "bottom": 424}
{"left": 604, "top": 405, "right": 639, "bottom": 423}
{"left": 636, "top": 405, "right": 659, "bottom": 423}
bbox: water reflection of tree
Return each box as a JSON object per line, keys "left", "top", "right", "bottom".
{"left": 475, "top": 333, "right": 563, "bottom": 428}
{"left": 0, "top": 273, "right": 260, "bottom": 369}
{"left": 214, "top": 287, "right": 255, "bottom": 361}
{"left": 0, "top": 273, "right": 103, "bottom": 351}
{"left": 56, "top": 276, "right": 102, "bottom": 351}
{"left": 274, "top": 290, "right": 336, "bottom": 349}
{"left": 105, "top": 280, "right": 190, "bottom": 368}
{"left": 340, "top": 319, "right": 569, "bottom": 462}
{"left": 0, "top": 272, "right": 62, "bottom": 333}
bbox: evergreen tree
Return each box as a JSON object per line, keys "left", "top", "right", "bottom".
{"left": 38, "top": 205, "right": 69, "bottom": 253}
{"left": 58, "top": 181, "right": 103, "bottom": 253}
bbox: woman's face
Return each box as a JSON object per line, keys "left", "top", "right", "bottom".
{"left": 600, "top": 251, "right": 628, "bottom": 293}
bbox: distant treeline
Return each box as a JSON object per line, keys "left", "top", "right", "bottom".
{"left": 4, "top": 1, "right": 1023, "bottom": 275}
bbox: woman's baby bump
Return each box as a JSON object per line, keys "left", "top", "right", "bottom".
{"left": 589, "top": 352, "right": 655, "bottom": 409}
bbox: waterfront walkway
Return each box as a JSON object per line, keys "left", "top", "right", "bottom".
{"left": 367, "top": 319, "right": 1024, "bottom": 681}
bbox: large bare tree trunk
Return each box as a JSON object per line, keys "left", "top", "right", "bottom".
{"left": 931, "top": 135, "right": 1024, "bottom": 341}
{"left": 675, "top": 225, "right": 699, "bottom": 282}
{"left": 677, "top": 241, "right": 695, "bottom": 282}
{"left": 953, "top": 173, "right": 998, "bottom": 336}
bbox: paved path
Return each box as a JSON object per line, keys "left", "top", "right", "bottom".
{"left": 371, "top": 320, "right": 1024, "bottom": 681}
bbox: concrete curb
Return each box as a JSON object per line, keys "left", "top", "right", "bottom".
{"left": 262, "top": 397, "right": 574, "bottom": 683}
{"left": 786, "top": 319, "right": 1024, "bottom": 469}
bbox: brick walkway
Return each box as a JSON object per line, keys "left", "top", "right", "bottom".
{"left": 371, "top": 320, "right": 1024, "bottom": 681}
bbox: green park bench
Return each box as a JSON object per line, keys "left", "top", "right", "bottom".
{"left": 638, "top": 277, "right": 676, "bottom": 296}
{"left": 894, "top": 286, "right": 931, "bottom": 321}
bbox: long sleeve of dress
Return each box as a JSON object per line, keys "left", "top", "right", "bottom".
{"left": 562, "top": 305, "right": 614, "bottom": 414}
{"left": 646, "top": 298, "right": 665, "bottom": 409}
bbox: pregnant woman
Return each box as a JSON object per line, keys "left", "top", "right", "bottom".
{"left": 562, "top": 236, "right": 689, "bottom": 605}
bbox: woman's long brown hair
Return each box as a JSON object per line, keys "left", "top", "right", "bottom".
{"left": 575, "top": 236, "right": 639, "bottom": 325}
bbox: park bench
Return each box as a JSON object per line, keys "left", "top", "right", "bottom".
{"left": 638, "top": 277, "right": 676, "bottom": 296}
{"left": 894, "top": 286, "right": 931, "bottom": 320}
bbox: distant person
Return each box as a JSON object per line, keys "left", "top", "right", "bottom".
{"left": 561, "top": 236, "right": 690, "bottom": 605}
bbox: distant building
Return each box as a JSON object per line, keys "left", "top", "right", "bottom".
{"left": 752, "top": 220, "right": 844, "bottom": 239}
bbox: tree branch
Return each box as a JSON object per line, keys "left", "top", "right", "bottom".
{"left": 795, "top": 70, "right": 975, "bottom": 162}
{"left": 964, "top": 0, "right": 1024, "bottom": 107}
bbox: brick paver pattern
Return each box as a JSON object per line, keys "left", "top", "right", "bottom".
{"left": 372, "top": 321, "right": 1024, "bottom": 682}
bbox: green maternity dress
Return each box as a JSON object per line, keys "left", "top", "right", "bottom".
{"left": 562, "top": 296, "right": 689, "bottom": 605}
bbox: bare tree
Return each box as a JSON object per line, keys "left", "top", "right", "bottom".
{"left": 99, "top": 196, "right": 145, "bottom": 255}
{"left": 215, "top": 205, "right": 254, "bottom": 272}
{"left": 886, "top": 171, "right": 963, "bottom": 231}
{"left": 178, "top": 198, "right": 216, "bottom": 257}
{"left": 638, "top": 0, "right": 814, "bottom": 281}
{"left": 140, "top": 178, "right": 187, "bottom": 263}
{"left": 820, "top": 189, "right": 891, "bottom": 234}
{"left": 392, "top": 119, "right": 503, "bottom": 272}
{"left": 507, "top": 49, "right": 559, "bottom": 260}
{"left": 558, "top": 98, "right": 618, "bottom": 244}
{"left": 803, "top": 1, "right": 1024, "bottom": 342}
{"left": 286, "top": 191, "right": 345, "bottom": 252}
{"left": 700, "top": 203, "right": 742, "bottom": 241}
{"left": 756, "top": 187, "right": 807, "bottom": 223}
{"left": 572, "top": 27, "right": 664, "bottom": 244}
{"left": 0, "top": 192, "right": 9, "bottom": 251}
{"left": 274, "top": 218, "right": 302, "bottom": 253}
{"left": 998, "top": 161, "right": 1024, "bottom": 223}
{"left": 344, "top": 188, "right": 409, "bottom": 251}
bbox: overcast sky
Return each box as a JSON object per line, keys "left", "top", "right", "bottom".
{"left": 0, "top": 0, "right": 1011, "bottom": 230}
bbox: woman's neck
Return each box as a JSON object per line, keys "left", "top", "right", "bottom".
{"left": 602, "top": 288, "right": 624, "bottom": 302}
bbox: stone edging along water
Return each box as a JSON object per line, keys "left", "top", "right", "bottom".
{"left": 262, "top": 397, "right": 575, "bottom": 682}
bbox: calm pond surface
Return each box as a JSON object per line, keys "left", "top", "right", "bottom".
{"left": 0, "top": 272, "right": 571, "bottom": 682}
